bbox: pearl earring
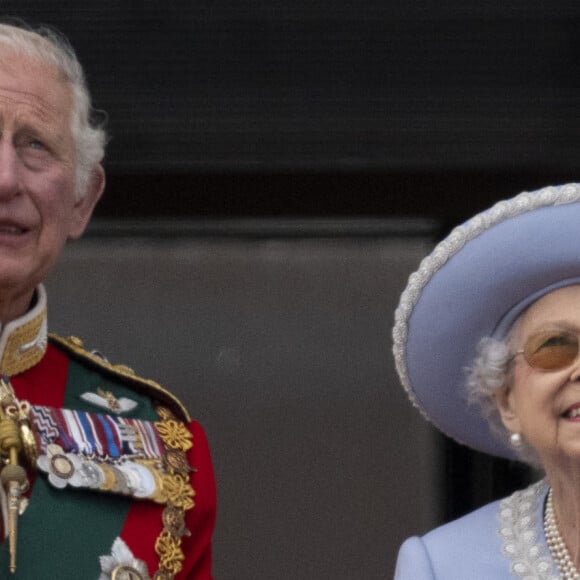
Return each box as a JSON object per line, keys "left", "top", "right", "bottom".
{"left": 510, "top": 432, "right": 523, "bottom": 448}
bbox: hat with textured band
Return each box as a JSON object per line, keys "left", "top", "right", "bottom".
{"left": 392, "top": 183, "right": 580, "bottom": 460}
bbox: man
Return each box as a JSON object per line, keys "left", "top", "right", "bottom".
{"left": 0, "top": 21, "right": 216, "bottom": 579}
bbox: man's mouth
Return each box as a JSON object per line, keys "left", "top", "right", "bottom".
{"left": 0, "top": 219, "right": 28, "bottom": 235}
{"left": 0, "top": 226, "right": 25, "bottom": 234}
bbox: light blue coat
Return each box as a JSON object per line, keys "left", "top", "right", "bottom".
{"left": 394, "top": 481, "right": 557, "bottom": 579}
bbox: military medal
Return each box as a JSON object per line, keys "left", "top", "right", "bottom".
{"left": 99, "top": 464, "right": 117, "bottom": 492}
{"left": 99, "top": 537, "right": 151, "bottom": 580}
{"left": 0, "top": 390, "right": 196, "bottom": 579}
{"left": 110, "top": 466, "right": 130, "bottom": 495}
{"left": 78, "top": 459, "right": 105, "bottom": 488}
{"left": 111, "top": 564, "right": 147, "bottom": 579}
{"left": 118, "top": 461, "right": 156, "bottom": 499}
{"left": 33, "top": 405, "right": 174, "bottom": 506}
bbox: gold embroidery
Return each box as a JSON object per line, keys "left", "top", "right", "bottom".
{"left": 155, "top": 530, "right": 185, "bottom": 575}
{"left": 97, "top": 387, "right": 121, "bottom": 411}
{"left": 155, "top": 420, "right": 193, "bottom": 452}
{"left": 153, "top": 407, "right": 195, "bottom": 579}
{"left": 0, "top": 307, "right": 47, "bottom": 376}
{"left": 162, "top": 474, "right": 195, "bottom": 511}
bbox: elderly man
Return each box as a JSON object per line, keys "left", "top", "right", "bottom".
{"left": 0, "top": 21, "right": 216, "bottom": 579}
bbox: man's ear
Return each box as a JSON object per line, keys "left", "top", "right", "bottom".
{"left": 493, "top": 383, "right": 521, "bottom": 434}
{"left": 69, "top": 165, "right": 105, "bottom": 240}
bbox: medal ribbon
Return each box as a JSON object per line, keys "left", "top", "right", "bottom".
{"left": 28, "top": 405, "right": 165, "bottom": 461}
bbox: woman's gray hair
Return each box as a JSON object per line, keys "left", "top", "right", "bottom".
{"left": 0, "top": 21, "right": 107, "bottom": 199}
{"left": 466, "top": 335, "right": 540, "bottom": 466}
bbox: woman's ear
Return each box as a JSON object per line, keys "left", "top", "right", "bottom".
{"left": 493, "top": 383, "right": 521, "bottom": 433}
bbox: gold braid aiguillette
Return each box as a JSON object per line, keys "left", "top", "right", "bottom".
{"left": 153, "top": 407, "right": 195, "bottom": 579}
{"left": 0, "top": 377, "right": 35, "bottom": 574}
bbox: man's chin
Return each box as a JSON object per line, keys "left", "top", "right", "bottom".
{"left": 0, "top": 266, "right": 42, "bottom": 297}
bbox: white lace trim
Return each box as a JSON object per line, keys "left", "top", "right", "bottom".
{"left": 497, "top": 480, "right": 557, "bottom": 579}
{"left": 391, "top": 183, "right": 580, "bottom": 422}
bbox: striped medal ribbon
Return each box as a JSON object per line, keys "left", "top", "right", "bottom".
{"left": 30, "top": 405, "right": 167, "bottom": 502}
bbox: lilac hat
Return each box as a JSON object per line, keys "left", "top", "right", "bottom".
{"left": 392, "top": 183, "right": 580, "bottom": 459}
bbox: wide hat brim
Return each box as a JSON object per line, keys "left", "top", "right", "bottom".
{"left": 392, "top": 183, "right": 580, "bottom": 460}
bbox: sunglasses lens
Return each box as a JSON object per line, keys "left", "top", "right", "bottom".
{"left": 524, "top": 331, "right": 579, "bottom": 370}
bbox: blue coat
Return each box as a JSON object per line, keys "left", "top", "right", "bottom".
{"left": 394, "top": 481, "right": 558, "bottom": 579}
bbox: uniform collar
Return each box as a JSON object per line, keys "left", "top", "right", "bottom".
{"left": 0, "top": 284, "right": 47, "bottom": 376}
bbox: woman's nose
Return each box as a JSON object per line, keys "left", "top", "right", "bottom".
{"left": 569, "top": 356, "right": 580, "bottom": 381}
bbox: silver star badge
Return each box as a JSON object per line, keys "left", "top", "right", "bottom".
{"left": 99, "top": 537, "right": 150, "bottom": 580}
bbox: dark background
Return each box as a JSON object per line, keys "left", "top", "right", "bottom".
{"left": 5, "top": 1, "right": 572, "bottom": 571}
{"left": 4, "top": 2, "right": 580, "bottom": 224}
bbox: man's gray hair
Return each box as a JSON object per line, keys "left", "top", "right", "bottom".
{"left": 0, "top": 21, "right": 106, "bottom": 199}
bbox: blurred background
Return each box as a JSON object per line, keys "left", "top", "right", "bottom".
{"left": 6, "top": 2, "right": 578, "bottom": 577}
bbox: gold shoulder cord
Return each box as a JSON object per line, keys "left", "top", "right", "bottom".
{"left": 0, "top": 378, "right": 36, "bottom": 574}
{"left": 153, "top": 407, "right": 195, "bottom": 580}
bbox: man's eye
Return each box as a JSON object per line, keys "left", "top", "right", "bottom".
{"left": 28, "top": 140, "right": 46, "bottom": 150}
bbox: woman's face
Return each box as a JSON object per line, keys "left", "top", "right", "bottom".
{"left": 497, "top": 284, "right": 580, "bottom": 470}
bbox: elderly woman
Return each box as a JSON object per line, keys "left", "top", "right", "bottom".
{"left": 393, "top": 183, "right": 580, "bottom": 579}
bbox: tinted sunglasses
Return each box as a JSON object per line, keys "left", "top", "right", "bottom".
{"left": 511, "top": 330, "right": 580, "bottom": 371}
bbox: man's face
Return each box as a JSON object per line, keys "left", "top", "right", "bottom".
{"left": 0, "top": 52, "right": 100, "bottom": 304}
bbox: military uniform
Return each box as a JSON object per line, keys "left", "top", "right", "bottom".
{"left": 0, "top": 286, "right": 216, "bottom": 579}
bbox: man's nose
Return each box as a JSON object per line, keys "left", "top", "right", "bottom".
{"left": 0, "top": 141, "right": 20, "bottom": 199}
